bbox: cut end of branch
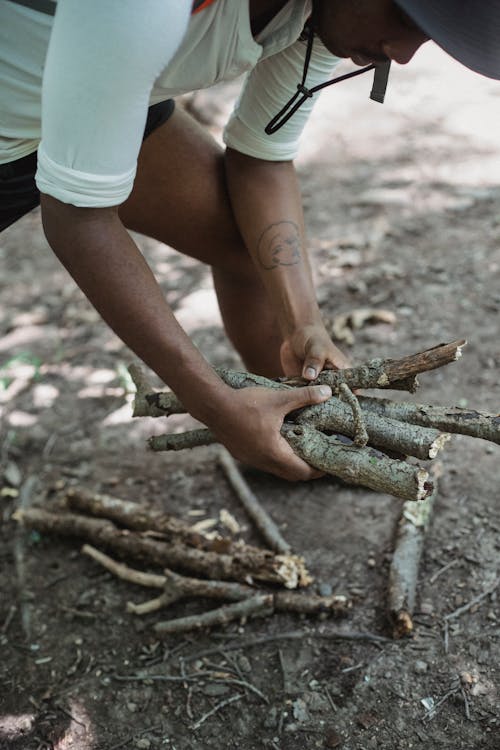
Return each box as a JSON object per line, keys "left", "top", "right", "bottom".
{"left": 428, "top": 433, "right": 451, "bottom": 459}
{"left": 12, "top": 509, "right": 24, "bottom": 524}
{"left": 454, "top": 340, "right": 467, "bottom": 359}
{"left": 276, "top": 554, "right": 313, "bottom": 589}
{"left": 391, "top": 610, "right": 414, "bottom": 639}
{"left": 416, "top": 470, "right": 433, "bottom": 501}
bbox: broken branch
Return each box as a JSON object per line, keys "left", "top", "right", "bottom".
{"left": 15, "top": 507, "right": 310, "bottom": 588}
{"left": 217, "top": 447, "right": 291, "bottom": 554}
{"left": 359, "top": 396, "right": 500, "bottom": 445}
{"left": 153, "top": 594, "right": 274, "bottom": 635}
{"left": 282, "top": 424, "right": 433, "bottom": 501}
{"left": 387, "top": 463, "right": 441, "bottom": 638}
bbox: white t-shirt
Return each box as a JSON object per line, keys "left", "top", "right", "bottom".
{"left": 0, "top": 0, "right": 340, "bottom": 207}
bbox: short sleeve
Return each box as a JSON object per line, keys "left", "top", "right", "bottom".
{"left": 36, "top": 0, "right": 191, "bottom": 207}
{"left": 223, "top": 34, "right": 340, "bottom": 161}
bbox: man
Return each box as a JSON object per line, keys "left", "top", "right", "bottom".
{"left": 1, "top": 1, "right": 499, "bottom": 480}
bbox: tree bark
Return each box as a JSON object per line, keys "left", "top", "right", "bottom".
{"left": 15, "top": 507, "right": 310, "bottom": 588}
{"left": 282, "top": 424, "right": 433, "bottom": 502}
{"left": 387, "top": 465, "right": 441, "bottom": 638}
{"left": 359, "top": 396, "right": 500, "bottom": 445}
{"left": 295, "top": 396, "right": 451, "bottom": 459}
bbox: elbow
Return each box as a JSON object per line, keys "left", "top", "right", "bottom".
{"left": 40, "top": 193, "right": 119, "bottom": 248}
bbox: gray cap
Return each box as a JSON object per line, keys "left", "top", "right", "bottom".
{"left": 395, "top": 0, "right": 500, "bottom": 80}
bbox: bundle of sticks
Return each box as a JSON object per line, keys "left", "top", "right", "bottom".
{"left": 130, "top": 339, "right": 499, "bottom": 503}
{"left": 14, "top": 487, "right": 351, "bottom": 635}
{"left": 15, "top": 340, "right": 500, "bottom": 638}
{"left": 128, "top": 338, "right": 500, "bottom": 636}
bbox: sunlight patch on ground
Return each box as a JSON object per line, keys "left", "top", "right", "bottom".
{"left": 298, "top": 44, "right": 500, "bottom": 186}
{"left": 0, "top": 702, "right": 96, "bottom": 749}
{"left": 54, "top": 700, "right": 95, "bottom": 750}
{"left": 100, "top": 399, "right": 135, "bottom": 426}
{"left": 32, "top": 382, "right": 59, "bottom": 408}
{"left": 0, "top": 713, "right": 35, "bottom": 741}
{"left": 175, "top": 287, "right": 223, "bottom": 332}
{"left": 7, "top": 409, "right": 37, "bottom": 427}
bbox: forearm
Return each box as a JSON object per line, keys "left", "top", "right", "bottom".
{"left": 39, "top": 195, "right": 334, "bottom": 481}
{"left": 224, "top": 148, "right": 321, "bottom": 336}
{"left": 40, "top": 195, "right": 229, "bottom": 423}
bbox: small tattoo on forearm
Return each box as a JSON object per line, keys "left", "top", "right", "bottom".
{"left": 256, "top": 221, "right": 302, "bottom": 270}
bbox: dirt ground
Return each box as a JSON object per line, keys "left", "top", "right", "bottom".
{"left": 1, "top": 43, "right": 499, "bottom": 750}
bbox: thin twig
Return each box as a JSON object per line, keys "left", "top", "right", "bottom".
{"left": 1, "top": 605, "right": 16, "bottom": 634}
{"left": 339, "top": 383, "right": 368, "bottom": 447}
{"left": 182, "top": 628, "right": 389, "bottom": 662}
{"left": 217, "top": 447, "right": 291, "bottom": 554}
{"left": 429, "top": 558, "right": 459, "bottom": 585}
{"left": 82, "top": 544, "right": 166, "bottom": 588}
{"left": 191, "top": 694, "right": 243, "bottom": 730}
{"left": 443, "top": 619, "right": 449, "bottom": 655}
{"left": 154, "top": 594, "right": 273, "bottom": 635}
{"left": 212, "top": 677, "right": 268, "bottom": 704}
{"left": 444, "top": 578, "right": 500, "bottom": 621}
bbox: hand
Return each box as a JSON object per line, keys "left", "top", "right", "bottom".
{"left": 209, "top": 384, "right": 333, "bottom": 481}
{"left": 280, "top": 322, "right": 351, "bottom": 380}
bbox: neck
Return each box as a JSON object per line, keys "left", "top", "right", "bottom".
{"left": 249, "top": 0, "right": 290, "bottom": 36}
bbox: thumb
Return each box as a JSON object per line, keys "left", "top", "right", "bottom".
{"left": 302, "top": 342, "right": 326, "bottom": 381}
{"left": 279, "top": 384, "right": 332, "bottom": 413}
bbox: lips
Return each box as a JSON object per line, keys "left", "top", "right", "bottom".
{"left": 351, "top": 53, "right": 376, "bottom": 66}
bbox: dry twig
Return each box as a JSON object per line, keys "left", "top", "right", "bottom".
{"left": 81, "top": 545, "right": 350, "bottom": 619}
{"left": 387, "top": 463, "right": 441, "bottom": 638}
{"left": 217, "top": 447, "right": 291, "bottom": 554}
{"left": 15, "top": 507, "right": 310, "bottom": 588}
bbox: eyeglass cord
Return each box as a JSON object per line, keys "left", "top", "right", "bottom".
{"left": 265, "top": 23, "right": 390, "bottom": 135}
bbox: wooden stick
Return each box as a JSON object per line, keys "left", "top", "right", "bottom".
{"left": 149, "top": 429, "right": 216, "bottom": 451}
{"left": 359, "top": 396, "right": 500, "bottom": 445}
{"left": 82, "top": 544, "right": 166, "bottom": 588}
{"left": 129, "top": 363, "right": 290, "bottom": 418}
{"left": 217, "top": 447, "right": 291, "bottom": 554}
{"left": 282, "top": 424, "right": 433, "bottom": 502}
{"left": 14, "top": 508, "right": 310, "bottom": 588}
{"left": 66, "top": 488, "right": 297, "bottom": 565}
{"left": 80, "top": 547, "right": 350, "bottom": 617}
{"left": 154, "top": 594, "right": 273, "bottom": 635}
{"left": 128, "top": 364, "right": 170, "bottom": 417}
{"left": 387, "top": 464, "right": 441, "bottom": 638}
{"left": 296, "top": 396, "right": 450, "bottom": 460}
{"left": 130, "top": 341, "right": 466, "bottom": 421}
{"left": 339, "top": 383, "right": 369, "bottom": 447}
{"left": 67, "top": 487, "right": 217, "bottom": 549}
{"left": 286, "top": 340, "right": 466, "bottom": 393}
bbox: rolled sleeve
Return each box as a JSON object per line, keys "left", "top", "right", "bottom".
{"left": 224, "top": 35, "right": 340, "bottom": 161}
{"left": 36, "top": 0, "right": 191, "bottom": 207}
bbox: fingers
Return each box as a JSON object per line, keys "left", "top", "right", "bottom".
{"left": 275, "top": 383, "right": 332, "bottom": 412}
{"left": 302, "top": 340, "right": 351, "bottom": 380}
{"left": 302, "top": 339, "right": 325, "bottom": 381}
{"left": 269, "top": 439, "right": 325, "bottom": 481}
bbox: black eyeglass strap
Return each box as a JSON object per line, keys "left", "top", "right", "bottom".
{"left": 265, "top": 25, "right": 391, "bottom": 135}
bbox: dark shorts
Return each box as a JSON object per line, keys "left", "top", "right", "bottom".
{"left": 0, "top": 98, "right": 175, "bottom": 233}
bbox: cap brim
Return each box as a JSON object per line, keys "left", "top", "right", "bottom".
{"left": 396, "top": 0, "right": 500, "bottom": 80}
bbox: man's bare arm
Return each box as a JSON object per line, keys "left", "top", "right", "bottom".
{"left": 224, "top": 149, "right": 350, "bottom": 378}
{"left": 40, "top": 195, "right": 332, "bottom": 480}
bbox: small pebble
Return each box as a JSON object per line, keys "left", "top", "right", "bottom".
{"left": 419, "top": 601, "right": 434, "bottom": 615}
{"left": 318, "top": 582, "right": 333, "bottom": 597}
{"left": 136, "top": 739, "right": 151, "bottom": 750}
{"left": 324, "top": 728, "right": 343, "bottom": 748}
{"left": 414, "top": 660, "right": 428, "bottom": 674}
{"left": 238, "top": 655, "right": 252, "bottom": 673}
{"left": 127, "top": 702, "right": 138, "bottom": 713}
